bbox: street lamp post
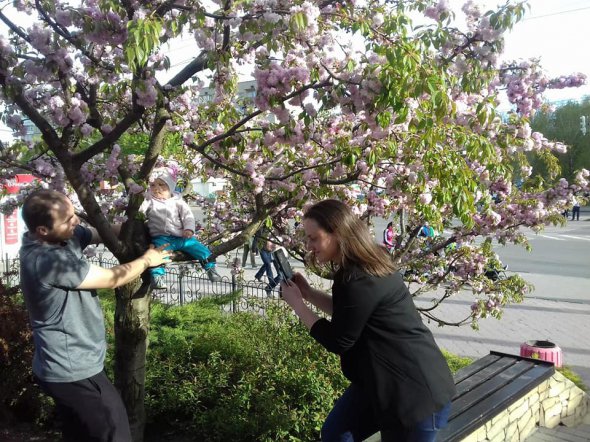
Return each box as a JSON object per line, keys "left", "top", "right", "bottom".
{"left": 580, "top": 115, "right": 589, "bottom": 135}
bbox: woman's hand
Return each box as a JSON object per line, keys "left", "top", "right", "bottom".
{"left": 280, "top": 279, "right": 321, "bottom": 330}
{"left": 280, "top": 279, "right": 305, "bottom": 310}
{"left": 290, "top": 272, "right": 311, "bottom": 299}
{"left": 182, "top": 229, "right": 194, "bottom": 238}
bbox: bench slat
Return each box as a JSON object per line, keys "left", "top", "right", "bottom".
{"left": 449, "top": 360, "right": 533, "bottom": 419}
{"left": 454, "top": 356, "right": 517, "bottom": 397}
{"left": 452, "top": 353, "right": 502, "bottom": 384}
{"left": 439, "top": 362, "right": 554, "bottom": 442}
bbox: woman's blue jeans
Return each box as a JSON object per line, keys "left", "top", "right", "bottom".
{"left": 321, "top": 384, "right": 451, "bottom": 442}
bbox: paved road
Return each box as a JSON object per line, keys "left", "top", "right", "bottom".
{"left": 493, "top": 220, "right": 589, "bottom": 279}
{"left": 370, "top": 208, "right": 589, "bottom": 280}
{"left": 415, "top": 281, "right": 590, "bottom": 387}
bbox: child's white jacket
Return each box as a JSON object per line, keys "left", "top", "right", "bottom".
{"left": 139, "top": 193, "right": 196, "bottom": 237}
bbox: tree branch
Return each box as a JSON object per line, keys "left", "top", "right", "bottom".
{"left": 0, "top": 75, "right": 62, "bottom": 151}
{"left": 0, "top": 10, "right": 31, "bottom": 43}
{"left": 72, "top": 109, "right": 144, "bottom": 167}
{"left": 34, "top": 0, "right": 115, "bottom": 70}
{"left": 191, "top": 79, "right": 331, "bottom": 154}
{"left": 166, "top": 51, "right": 210, "bottom": 88}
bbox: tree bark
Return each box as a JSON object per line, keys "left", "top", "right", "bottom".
{"left": 114, "top": 278, "right": 151, "bottom": 442}
{"left": 113, "top": 220, "right": 153, "bottom": 442}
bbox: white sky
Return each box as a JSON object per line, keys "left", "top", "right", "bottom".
{"left": 1, "top": 0, "right": 590, "bottom": 141}
{"left": 491, "top": 0, "right": 590, "bottom": 102}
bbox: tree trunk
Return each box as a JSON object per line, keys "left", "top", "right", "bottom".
{"left": 114, "top": 277, "right": 151, "bottom": 442}
{"left": 112, "top": 219, "right": 153, "bottom": 442}
{"left": 399, "top": 209, "right": 406, "bottom": 237}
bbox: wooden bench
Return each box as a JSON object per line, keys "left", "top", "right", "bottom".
{"left": 437, "top": 351, "right": 555, "bottom": 442}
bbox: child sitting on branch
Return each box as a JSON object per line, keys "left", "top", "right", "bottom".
{"left": 140, "top": 167, "right": 222, "bottom": 287}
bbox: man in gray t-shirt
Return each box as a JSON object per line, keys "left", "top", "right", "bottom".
{"left": 21, "top": 224, "right": 106, "bottom": 383}
{"left": 20, "top": 189, "right": 171, "bottom": 442}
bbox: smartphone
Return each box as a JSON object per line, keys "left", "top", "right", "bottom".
{"left": 272, "top": 249, "right": 293, "bottom": 281}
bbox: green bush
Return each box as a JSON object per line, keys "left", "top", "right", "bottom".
{"left": 138, "top": 296, "right": 347, "bottom": 441}
{"left": 0, "top": 279, "right": 54, "bottom": 427}
{"left": 441, "top": 350, "right": 473, "bottom": 374}
{"left": 14, "top": 287, "right": 587, "bottom": 441}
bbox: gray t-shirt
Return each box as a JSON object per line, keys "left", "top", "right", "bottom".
{"left": 20, "top": 225, "right": 106, "bottom": 382}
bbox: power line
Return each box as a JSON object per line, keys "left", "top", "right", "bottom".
{"left": 522, "top": 6, "right": 590, "bottom": 21}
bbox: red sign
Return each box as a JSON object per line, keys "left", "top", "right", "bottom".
{"left": 2, "top": 174, "right": 36, "bottom": 246}
{"left": 3, "top": 174, "right": 35, "bottom": 194}
{"left": 3, "top": 210, "right": 18, "bottom": 245}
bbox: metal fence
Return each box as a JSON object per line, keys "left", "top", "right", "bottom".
{"left": 0, "top": 254, "right": 20, "bottom": 288}
{"left": 0, "top": 253, "right": 277, "bottom": 311}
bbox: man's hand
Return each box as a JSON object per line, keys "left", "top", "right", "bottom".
{"left": 144, "top": 244, "right": 173, "bottom": 267}
{"left": 182, "top": 229, "right": 194, "bottom": 238}
{"left": 77, "top": 244, "right": 173, "bottom": 290}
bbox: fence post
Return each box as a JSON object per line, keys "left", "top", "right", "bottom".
{"left": 178, "top": 266, "right": 185, "bottom": 306}
{"left": 231, "top": 273, "right": 237, "bottom": 313}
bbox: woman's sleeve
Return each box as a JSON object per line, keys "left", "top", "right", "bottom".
{"left": 310, "top": 277, "right": 380, "bottom": 354}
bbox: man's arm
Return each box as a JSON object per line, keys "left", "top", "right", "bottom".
{"left": 89, "top": 224, "right": 122, "bottom": 245}
{"left": 76, "top": 246, "right": 170, "bottom": 289}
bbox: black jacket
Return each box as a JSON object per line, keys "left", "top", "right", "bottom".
{"left": 310, "top": 267, "right": 456, "bottom": 428}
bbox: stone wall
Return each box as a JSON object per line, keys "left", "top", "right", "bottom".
{"left": 461, "top": 371, "right": 589, "bottom": 442}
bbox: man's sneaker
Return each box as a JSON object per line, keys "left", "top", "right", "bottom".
{"left": 150, "top": 275, "right": 166, "bottom": 290}
{"left": 207, "top": 268, "right": 222, "bottom": 282}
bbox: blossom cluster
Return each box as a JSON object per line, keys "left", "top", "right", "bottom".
{"left": 1, "top": 0, "right": 589, "bottom": 326}
{"left": 501, "top": 61, "right": 587, "bottom": 117}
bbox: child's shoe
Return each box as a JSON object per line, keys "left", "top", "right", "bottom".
{"left": 150, "top": 275, "right": 166, "bottom": 290}
{"left": 206, "top": 268, "right": 222, "bottom": 282}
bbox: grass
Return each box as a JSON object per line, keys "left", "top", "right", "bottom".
{"left": 558, "top": 365, "right": 588, "bottom": 391}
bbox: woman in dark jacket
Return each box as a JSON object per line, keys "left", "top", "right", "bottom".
{"left": 281, "top": 199, "right": 455, "bottom": 442}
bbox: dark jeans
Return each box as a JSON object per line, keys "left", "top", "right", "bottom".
{"left": 572, "top": 206, "right": 580, "bottom": 220}
{"left": 36, "top": 370, "right": 131, "bottom": 442}
{"left": 321, "top": 384, "right": 451, "bottom": 442}
{"left": 254, "top": 249, "right": 275, "bottom": 281}
{"left": 241, "top": 239, "right": 257, "bottom": 267}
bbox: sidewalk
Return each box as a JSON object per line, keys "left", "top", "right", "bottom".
{"left": 412, "top": 273, "right": 590, "bottom": 390}
{"left": 412, "top": 272, "right": 590, "bottom": 442}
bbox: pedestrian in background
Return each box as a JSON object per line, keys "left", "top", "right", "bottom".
{"left": 280, "top": 199, "right": 455, "bottom": 442}
{"left": 241, "top": 233, "right": 257, "bottom": 268}
{"left": 571, "top": 195, "right": 580, "bottom": 221}
{"left": 20, "top": 189, "right": 171, "bottom": 442}
{"left": 382, "top": 221, "right": 395, "bottom": 252}
{"left": 253, "top": 227, "right": 280, "bottom": 294}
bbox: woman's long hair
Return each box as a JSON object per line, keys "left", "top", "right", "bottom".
{"left": 303, "top": 199, "right": 396, "bottom": 277}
